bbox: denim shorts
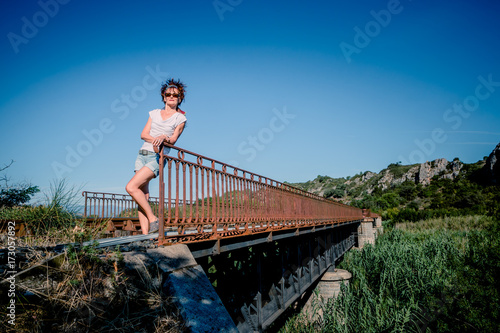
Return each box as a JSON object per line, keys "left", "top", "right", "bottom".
{"left": 134, "top": 150, "right": 160, "bottom": 177}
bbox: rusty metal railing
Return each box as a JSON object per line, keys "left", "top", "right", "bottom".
{"left": 362, "top": 208, "right": 381, "bottom": 218}
{"left": 157, "top": 144, "right": 363, "bottom": 243}
{"left": 81, "top": 191, "right": 189, "bottom": 219}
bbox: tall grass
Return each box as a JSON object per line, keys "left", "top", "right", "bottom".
{"left": 396, "top": 215, "right": 494, "bottom": 232}
{"left": 0, "top": 179, "right": 107, "bottom": 245}
{"left": 279, "top": 216, "right": 500, "bottom": 332}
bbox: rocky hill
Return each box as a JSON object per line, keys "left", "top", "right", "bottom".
{"left": 483, "top": 142, "right": 500, "bottom": 185}
{"left": 288, "top": 142, "right": 500, "bottom": 210}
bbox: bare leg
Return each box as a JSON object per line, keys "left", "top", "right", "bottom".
{"left": 126, "top": 167, "right": 157, "bottom": 234}
{"left": 137, "top": 182, "right": 150, "bottom": 234}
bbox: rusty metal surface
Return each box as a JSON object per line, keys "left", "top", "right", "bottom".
{"left": 81, "top": 191, "right": 189, "bottom": 219}
{"left": 77, "top": 145, "right": 365, "bottom": 244}
{"left": 362, "top": 208, "right": 381, "bottom": 218}
{"left": 156, "top": 144, "right": 364, "bottom": 244}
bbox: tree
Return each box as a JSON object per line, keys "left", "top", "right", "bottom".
{"left": 0, "top": 160, "right": 39, "bottom": 207}
{"left": 397, "top": 181, "right": 417, "bottom": 201}
{"left": 0, "top": 186, "right": 40, "bottom": 207}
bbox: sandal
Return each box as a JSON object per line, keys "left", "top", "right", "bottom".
{"left": 149, "top": 220, "right": 159, "bottom": 234}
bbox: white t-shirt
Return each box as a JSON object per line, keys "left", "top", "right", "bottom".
{"left": 140, "top": 109, "right": 187, "bottom": 154}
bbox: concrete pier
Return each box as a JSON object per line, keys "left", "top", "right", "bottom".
{"left": 316, "top": 268, "right": 352, "bottom": 299}
{"left": 357, "top": 218, "right": 376, "bottom": 248}
{"left": 302, "top": 267, "right": 352, "bottom": 320}
{"left": 374, "top": 217, "right": 384, "bottom": 236}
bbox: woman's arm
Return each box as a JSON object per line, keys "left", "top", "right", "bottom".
{"left": 141, "top": 117, "right": 165, "bottom": 148}
{"left": 164, "top": 122, "right": 186, "bottom": 145}
{"left": 142, "top": 117, "right": 186, "bottom": 148}
{"left": 140, "top": 117, "right": 154, "bottom": 143}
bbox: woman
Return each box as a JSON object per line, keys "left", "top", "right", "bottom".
{"left": 126, "top": 78, "right": 187, "bottom": 234}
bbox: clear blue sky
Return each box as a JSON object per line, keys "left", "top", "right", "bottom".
{"left": 1, "top": 0, "right": 500, "bottom": 201}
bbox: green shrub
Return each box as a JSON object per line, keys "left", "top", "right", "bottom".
{"left": 0, "top": 179, "right": 86, "bottom": 240}
{"left": 279, "top": 216, "right": 500, "bottom": 332}
{"left": 0, "top": 185, "right": 39, "bottom": 208}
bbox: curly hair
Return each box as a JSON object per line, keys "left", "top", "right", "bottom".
{"left": 160, "top": 78, "right": 186, "bottom": 106}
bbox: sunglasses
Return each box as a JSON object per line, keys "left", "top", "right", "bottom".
{"left": 164, "top": 93, "right": 179, "bottom": 98}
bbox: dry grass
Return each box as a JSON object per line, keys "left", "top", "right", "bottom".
{"left": 1, "top": 179, "right": 186, "bottom": 332}
{"left": 1, "top": 216, "right": 185, "bottom": 333}
{"left": 1, "top": 244, "right": 186, "bottom": 333}
{"left": 13, "top": 218, "right": 109, "bottom": 248}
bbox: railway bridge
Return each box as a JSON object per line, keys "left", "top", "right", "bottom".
{"left": 80, "top": 144, "right": 382, "bottom": 332}
{"left": 3, "top": 144, "right": 382, "bottom": 332}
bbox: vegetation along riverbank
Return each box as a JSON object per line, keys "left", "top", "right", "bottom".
{"left": 278, "top": 215, "right": 500, "bottom": 332}
{"left": 1, "top": 142, "right": 499, "bottom": 332}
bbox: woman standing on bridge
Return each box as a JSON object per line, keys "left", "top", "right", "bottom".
{"left": 126, "top": 79, "right": 187, "bottom": 234}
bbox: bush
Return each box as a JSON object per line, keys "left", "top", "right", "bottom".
{"left": 324, "top": 187, "right": 344, "bottom": 199}
{"left": 0, "top": 185, "right": 40, "bottom": 208}
{"left": 0, "top": 160, "right": 40, "bottom": 207}
{"left": 0, "top": 179, "right": 83, "bottom": 237}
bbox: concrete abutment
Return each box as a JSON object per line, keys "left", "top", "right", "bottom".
{"left": 142, "top": 244, "right": 238, "bottom": 333}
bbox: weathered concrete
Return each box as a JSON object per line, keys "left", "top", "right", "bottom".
{"left": 316, "top": 268, "right": 352, "bottom": 299}
{"left": 147, "top": 245, "right": 198, "bottom": 273}
{"left": 167, "top": 265, "right": 238, "bottom": 333}
{"left": 374, "top": 217, "right": 384, "bottom": 236}
{"left": 302, "top": 267, "right": 352, "bottom": 320}
{"left": 357, "top": 218, "right": 376, "bottom": 248}
{"left": 145, "top": 244, "right": 238, "bottom": 333}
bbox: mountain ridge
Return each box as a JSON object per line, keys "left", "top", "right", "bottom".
{"left": 287, "top": 142, "right": 500, "bottom": 219}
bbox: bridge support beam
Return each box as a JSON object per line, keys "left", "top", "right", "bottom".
{"left": 144, "top": 244, "right": 238, "bottom": 333}
{"left": 233, "top": 227, "right": 357, "bottom": 332}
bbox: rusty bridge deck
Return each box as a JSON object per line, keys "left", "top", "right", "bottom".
{"left": 3, "top": 144, "right": 379, "bottom": 247}
{"left": 79, "top": 144, "right": 369, "bottom": 246}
